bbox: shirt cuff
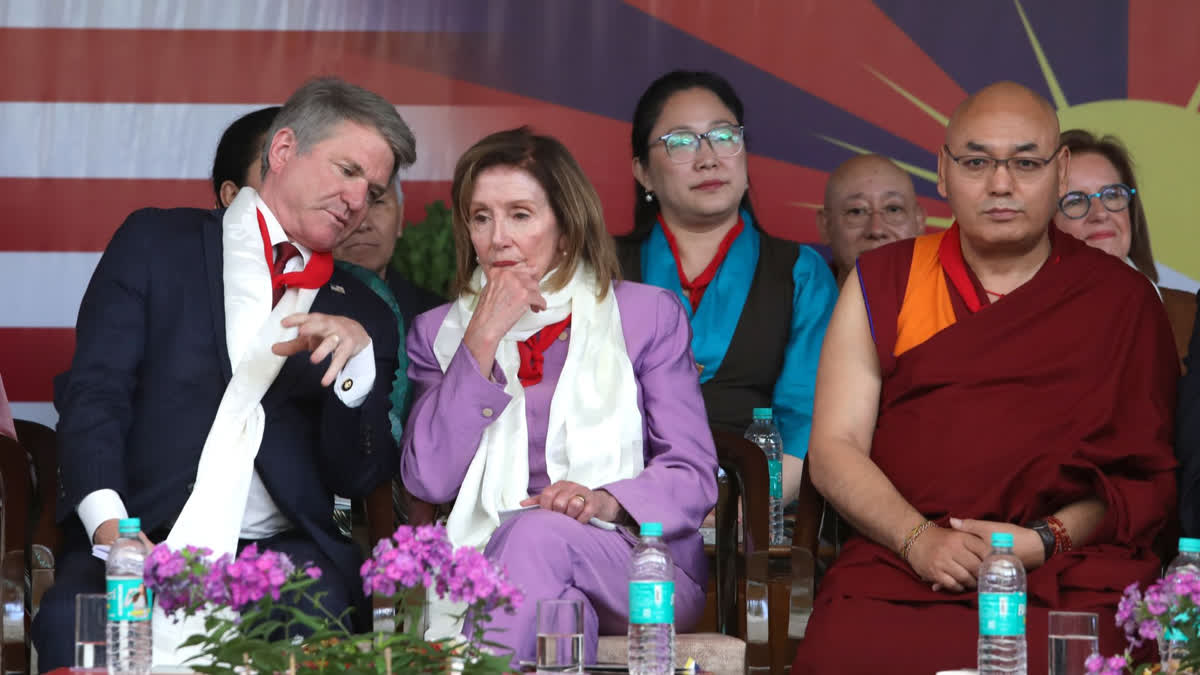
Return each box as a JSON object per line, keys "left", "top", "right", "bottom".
{"left": 77, "top": 489, "right": 129, "bottom": 543}
{"left": 335, "top": 340, "right": 376, "bottom": 407}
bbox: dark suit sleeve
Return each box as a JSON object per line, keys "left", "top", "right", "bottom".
{"left": 314, "top": 279, "right": 402, "bottom": 498}
{"left": 55, "top": 212, "right": 155, "bottom": 513}
{"left": 1178, "top": 290, "right": 1200, "bottom": 536}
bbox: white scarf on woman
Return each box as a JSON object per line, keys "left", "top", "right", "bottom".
{"left": 425, "top": 264, "right": 644, "bottom": 638}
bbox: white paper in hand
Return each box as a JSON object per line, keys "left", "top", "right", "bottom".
{"left": 92, "top": 545, "right": 110, "bottom": 562}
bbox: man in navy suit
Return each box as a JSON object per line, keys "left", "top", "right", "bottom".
{"left": 34, "top": 78, "right": 415, "bottom": 671}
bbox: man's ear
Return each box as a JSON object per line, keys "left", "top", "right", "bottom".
{"left": 265, "top": 127, "right": 299, "bottom": 177}
{"left": 219, "top": 180, "right": 241, "bottom": 208}
{"left": 936, "top": 146, "right": 949, "bottom": 199}
{"left": 815, "top": 208, "right": 832, "bottom": 245}
{"left": 912, "top": 203, "right": 927, "bottom": 235}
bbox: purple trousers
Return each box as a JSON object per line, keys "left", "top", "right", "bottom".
{"left": 469, "top": 509, "right": 705, "bottom": 666}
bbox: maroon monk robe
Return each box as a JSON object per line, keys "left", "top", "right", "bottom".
{"left": 793, "top": 227, "right": 1178, "bottom": 675}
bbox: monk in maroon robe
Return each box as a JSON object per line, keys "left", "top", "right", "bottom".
{"left": 793, "top": 82, "right": 1177, "bottom": 674}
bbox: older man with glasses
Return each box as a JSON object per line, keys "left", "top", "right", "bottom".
{"left": 793, "top": 81, "right": 1178, "bottom": 674}
{"left": 817, "top": 154, "right": 927, "bottom": 285}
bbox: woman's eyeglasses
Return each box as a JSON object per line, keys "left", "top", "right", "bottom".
{"left": 1058, "top": 183, "right": 1136, "bottom": 219}
{"left": 656, "top": 125, "right": 745, "bottom": 163}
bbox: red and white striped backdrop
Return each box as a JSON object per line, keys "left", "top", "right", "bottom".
{"left": 0, "top": 0, "right": 650, "bottom": 428}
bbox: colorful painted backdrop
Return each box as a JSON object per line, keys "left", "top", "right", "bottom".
{"left": 2, "top": 0, "right": 1198, "bottom": 426}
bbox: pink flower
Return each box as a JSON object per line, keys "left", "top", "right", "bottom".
{"left": 361, "top": 525, "right": 523, "bottom": 613}
{"left": 305, "top": 567, "right": 323, "bottom": 580}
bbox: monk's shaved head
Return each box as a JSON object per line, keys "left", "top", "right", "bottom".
{"left": 823, "top": 154, "right": 915, "bottom": 208}
{"left": 946, "top": 81, "right": 1060, "bottom": 149}
{"left": 937, "top": 80, "right": 1069, "bottom": 260}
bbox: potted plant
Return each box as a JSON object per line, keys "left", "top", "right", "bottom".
{"left": 144, "top": 523, "right": 521, "bottom": 674}
{"left": 1085, "top": 570, "right": 1200, "bottom": 674}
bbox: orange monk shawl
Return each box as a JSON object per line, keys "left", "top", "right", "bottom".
{"left": 893, "top": 229, "right": 955, "bottom": 357}
{"left": 893, "top": 222, "right": 997, "bottom": 356}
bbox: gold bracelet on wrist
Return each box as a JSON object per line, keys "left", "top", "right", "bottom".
{"left": 900, "top": 520, "right": 935, "bottom": 562}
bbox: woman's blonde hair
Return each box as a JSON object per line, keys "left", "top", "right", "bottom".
{"left": 450, "top": 127, "right": 621, "bottom": 299}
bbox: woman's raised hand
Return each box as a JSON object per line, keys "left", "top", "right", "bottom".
{"left": 462, "top": 264, "right": 548, "bottom": 376}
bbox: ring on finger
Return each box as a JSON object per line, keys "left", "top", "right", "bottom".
{"left": 571, "top": 494, "right": 587, "bottom": 506}
{"left": 330, "top": 334, "right": 341, "bottom": 345}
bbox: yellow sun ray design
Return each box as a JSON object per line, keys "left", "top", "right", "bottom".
{"left": 863, "top": 65, "right": 950, "bottom": 127}
{"left": 816, "top": 0, "right": 1200, "bottom": 282}
{"left": 814, "top": 135, "right": 938, "bottom": 184}
{"left": 1014, "top": 0, "right": 1068, "bottom": 110}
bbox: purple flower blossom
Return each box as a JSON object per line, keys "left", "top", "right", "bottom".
{"left": 1144, "top": 588, "right": 1169, "bottom": 616}
{"left": 214, "top": 545, "right": 295, "bottom": 609}
{"left": 360, "top": 525, "right": 523, "bottom": 613}
{"left": 144, "top": 545, "right": 223, "bottom": 615}
{"left": 305, "top": 567, "right": 322, "bottom": 579}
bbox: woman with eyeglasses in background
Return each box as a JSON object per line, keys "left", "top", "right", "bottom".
{"left": 616, "top": 70, "right": 838, "bottom": 505}
{"left": 1052, "top": 129, "right": 1195, "bottom": 366}
{"left": 1052, "top": 130, "right": 1157, "bottom": 283}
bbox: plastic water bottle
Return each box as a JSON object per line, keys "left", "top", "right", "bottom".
{"left": 977, "top": 532, "right": 1027, "bottom": 674}
{"left": 1161, "top": 537, "right": 1200, "bottom": 671}
{"left": 627, "top": 522, "right": 675, "bottom": 674}
{"left": 744, "top": 408, "right": 785, "bottom": 545}
{"left": 106, "top": 517, "right": 152, "bottom": 675}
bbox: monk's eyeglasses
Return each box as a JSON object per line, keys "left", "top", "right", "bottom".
{"left": 1058, "top": 183, "right": 1136, "bottom": 219}
{"left": 840, "top": 204, "right": 914, "bottom": 228}
{"left": 943, "top": 144, "right": 1064, "bottom": 179}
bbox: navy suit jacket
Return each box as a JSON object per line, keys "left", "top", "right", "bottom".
{"left": 54, "top": 207, "right": 400, "bottom": 596}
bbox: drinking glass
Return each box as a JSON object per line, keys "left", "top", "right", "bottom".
{"left": 536, "top": 598, "right": 583, "bottom": 673}
{"left": 1048, "top": 611, "right": 1099, "bottom": 675}
{"left": 74, "top": 593, "right": 108, "bottom": 669}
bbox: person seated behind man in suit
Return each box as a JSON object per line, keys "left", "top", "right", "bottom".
{"left": 402, "top": 127, "right": 717, "bottom": 667}
{"left": 333, "top": 181, "right": 444, "bottom": 327}
{"left": 617, "top": 70, "right": 838, "bottom": 505}
{"left": 793, "top": 82, "right": 1177, "bottom": 674}
{"left": 816, "top": 154, "right": 926, "bottom": 286}
{"left": 212, "top": 106, "right": 281, "bottom": 208}
{"left": 33, "top": 77, "right": 414, "bottom": 671}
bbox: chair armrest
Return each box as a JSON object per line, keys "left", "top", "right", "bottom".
{"left": 711, "top": 428, "right": 770, "bottom": 555}
{"left": 709, "top": 427, "right": 773, "bottom": 672}
{"left": 792, "top": 463, "right": 822, "bottom": 557}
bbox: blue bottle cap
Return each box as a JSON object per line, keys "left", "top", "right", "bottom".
{"left": 118, "top": 517, "right": 141, "bottom": 534}
{"left": 641, "top": 522, "right": 663, "bottom": 537}
{"left": 1180, "top": 537, "right": 1200, "bottom": 554}
{"left": 752, "top": 408, "right": 773, "bottom": 420}
{"left": 990, "top": 532, "right": 1014, "bottom": 548}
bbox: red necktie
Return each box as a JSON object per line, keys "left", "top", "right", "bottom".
{"left": 256, "top": 208, "right": 334, "bottom": 305}
{"left": 272, "top": 243, "right": 300, "bottom": 307}
{"left": 517, "top": 315, "right": 572, "bottom": 387}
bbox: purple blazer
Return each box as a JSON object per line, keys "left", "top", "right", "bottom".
{"left": 400, "top": 280, "right": 718, "bottom": 586}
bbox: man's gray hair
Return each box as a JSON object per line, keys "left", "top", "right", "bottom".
{"left": 261, "top": 77, "right": 416, "bottom": 179}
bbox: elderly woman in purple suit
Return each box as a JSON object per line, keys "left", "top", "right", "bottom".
{"left": 400, "top": 126, "right": 718, "bottom": 663}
